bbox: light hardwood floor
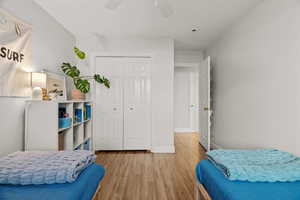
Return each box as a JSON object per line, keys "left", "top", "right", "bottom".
{"left": 95, "top": 133, "right": 206, "bottom": 200}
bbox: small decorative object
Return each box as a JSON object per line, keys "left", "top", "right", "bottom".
{"left": 31, "top": 72, "right": 46, "bottom": 100}
{"left": 71, "top": 88, "right": 85, "bottom": 100}
{"left": 61, "top": 47, "right": 110, "bottom": 100}
{"left": 44, "top": 70, "right": 67, "bottom": 101}
{"left": 41, "top": 88, "right": 50, "bottom": 101}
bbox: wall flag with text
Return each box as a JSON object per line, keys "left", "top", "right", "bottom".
{"left": 0, "top": 8, "right": 32, "bottom": 97}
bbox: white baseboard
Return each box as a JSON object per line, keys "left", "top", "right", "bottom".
{"left": 151, "top": 145, "right": 175, "bottom": 153}
{"left": 174, "top": 128, "right": 195, "bottom": 133}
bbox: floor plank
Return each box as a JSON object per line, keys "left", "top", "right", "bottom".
{"left": 96, "top": 133, "right": 206, "bottom": 200}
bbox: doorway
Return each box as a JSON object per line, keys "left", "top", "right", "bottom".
{"left": 174, "top": 65, "right": 199, "bottom": 133}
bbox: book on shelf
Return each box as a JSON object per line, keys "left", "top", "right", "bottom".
{"left": 84, "top": 104, "right": 92, "bottom": 120}
{"left": 74, "top": 109, "right": 83, "bottom": 123}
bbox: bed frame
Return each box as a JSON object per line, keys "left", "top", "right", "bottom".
{"left": 195, "top": 179, "right": 212, "bottom": 200}
{"left": 92, "top": 183, "right": 102, "bottom": 200}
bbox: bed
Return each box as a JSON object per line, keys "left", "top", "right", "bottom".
{"left": 0, "top": 163, "right": 105, "bottom": 200}
{"left": 195, "top": 160, "right": 300, "bottom": 200}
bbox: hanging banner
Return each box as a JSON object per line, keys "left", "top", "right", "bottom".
{"left": 0, "top": 8, "right": 32, "bottom": 97}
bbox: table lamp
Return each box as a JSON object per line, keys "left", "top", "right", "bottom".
{"left": 31, "top": 72, "right": 46, "bottom": 100}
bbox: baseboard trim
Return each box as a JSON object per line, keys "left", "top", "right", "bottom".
{"left": 174, "top": 128, "right": 195, "bottom": 133}
{"left": 151, "top": 145, "right": 175, "bottom": 153}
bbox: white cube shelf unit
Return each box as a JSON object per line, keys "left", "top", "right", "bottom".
{"left": 25, "top": 100, "right": 93, "bottom": 151}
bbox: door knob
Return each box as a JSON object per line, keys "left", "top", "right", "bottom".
{"left": 129, "top": 108, "right": 134, "bottom": 110}
{"left": 113, "top": 108, "right": 117, "bottom": 111}
{"left": 204, "top": 107, "right": 209, "bottom": 111}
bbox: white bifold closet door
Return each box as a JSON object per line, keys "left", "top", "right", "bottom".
{"left": 95, "top": 58, "right": 124, "bottom": 150}
{"left": 123, "top": 59, "right": 151, "bottom": 150}
{"left": 95, "top": 57, "right": 151, "bottom": 151}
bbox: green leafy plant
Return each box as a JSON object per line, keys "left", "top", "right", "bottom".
{"left": 74, "top": 47, "right": 86, "bottom": 59}
{"left": 61, "top": 47, "right": 110, "bottom": 94}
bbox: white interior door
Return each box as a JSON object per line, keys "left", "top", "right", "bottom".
{"left": 95, "top": 57, "right": 124, "bottom": 150}
{"left": 174, "top": 67, "right": 199, "bottom": 133}
{"left": 123, "top": 58, "right": 151, "bottom": 150}
{"left": 199, "top": 56, "right": 211, "bottom": 151}
{"left": 174, "top": 68, "right": 191, "bottom": 132}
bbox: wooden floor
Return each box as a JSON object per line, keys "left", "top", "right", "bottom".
{"left": 95, "top": 133, "right": 206, "bottom": 200}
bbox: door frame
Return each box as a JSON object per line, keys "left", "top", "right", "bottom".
{"left": 90, "top": 52, "right": 154, "bottom": 151}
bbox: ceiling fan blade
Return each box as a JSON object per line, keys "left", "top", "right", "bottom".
{"left": 105, "top": 0, "right": 123, "bottom": 10}
{"left": 157, "top": 0, "right": 174, "bottom": 18}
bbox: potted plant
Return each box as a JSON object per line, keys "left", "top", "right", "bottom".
{"left": 61, "top": 47, "right": 110, "bottom": 100}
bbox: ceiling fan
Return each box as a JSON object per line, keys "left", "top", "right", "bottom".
{"left": 105, "top": 0, "right": 174, "bottom": 18}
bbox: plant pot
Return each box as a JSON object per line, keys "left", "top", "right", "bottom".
{"left": 71, "top": 89, "right": 86, "bottom": 100}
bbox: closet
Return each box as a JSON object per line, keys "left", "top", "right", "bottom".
{"left": 94, "top": 56, "right": 152, "bottom": 151}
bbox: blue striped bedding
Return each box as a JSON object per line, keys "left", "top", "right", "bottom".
{"left": 0, "top": 163, "right": 105, "bottom": 200}
{"left": 196, "top": 160, "right": 300, "bottom": 200}
{"left": 207, "top": 149, "right": 300, "bottom": 182}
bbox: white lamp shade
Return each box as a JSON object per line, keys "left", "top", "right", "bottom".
{"left": 31, "top": 72, "right": 46, "bottom": 88}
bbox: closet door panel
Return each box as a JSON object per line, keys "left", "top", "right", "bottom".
{"left": 123, "top": 58, "right": 151, "bottom": 150}
{"left": 95, "top": 58, "right": 124, "bottom": 150}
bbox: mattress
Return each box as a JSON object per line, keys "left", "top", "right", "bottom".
{"left": 196, "top": 160, "right": 300, "bottom": 200}
{"left": 0, "top": 163, "right": 105, "bottom": 200}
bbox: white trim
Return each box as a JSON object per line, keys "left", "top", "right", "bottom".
{"left": 174, "top": 128, "right": 196, "bottom": 133}
{"left": 151, "top": 145, "right": 175, "bottom": 153}
{"left": 175, "top": 62, "right": 200, "bottom": 68}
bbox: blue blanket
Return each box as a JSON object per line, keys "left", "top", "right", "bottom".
{"left": 207, "top": 149, "right": 300, "bottom": 182}
{"left": 0, "top": 151, "right": 96, "bottom": 185}
{"left": 0, "top": 163, "right": 105, "bottom": 200}
{"left": 196, "top": 160, "right": 300, "bottom": 200}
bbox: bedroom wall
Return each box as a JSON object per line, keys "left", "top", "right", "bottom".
{"left": 175, "top": 50, "right": 203, "bottom": 64}
{"left": 207, "top": 0, "right": 300, "bottom": 155}
{"left": 77, "top": 37, "right": 175, "bottom": 153}
{"left": 0, "top": 0, "right": 76, "bottom": 157}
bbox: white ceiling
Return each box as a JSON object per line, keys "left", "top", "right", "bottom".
{"left": 35, "top": 0, "right": 263, "bottom": 50}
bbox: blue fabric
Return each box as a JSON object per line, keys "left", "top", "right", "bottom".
{"left": 207, "top": 149, "right": 300, "bottom": 182}
{"left": 196, "top": 160, "right": 300, "bottom": 200}
{"left": 0, "top": 151, "right": 96, "bottom": 185}
{"left": 0, "top": 163, "right": 105, "bottom": 200}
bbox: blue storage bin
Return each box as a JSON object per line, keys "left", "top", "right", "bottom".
{"left": 59, "top": 117, "right": 72, "bottom": 129}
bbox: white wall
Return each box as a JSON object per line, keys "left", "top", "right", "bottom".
{"left": 0, "top": 0, "right": 76, "bottom": 157}
{"left": 175, "top": 50, "right": 203, "bottom": 65}
{"left": 207, "top": 0, "right": 300, "bottom": 155}
{"left": 77, "top": 37, "right": 175, "bottom": 153}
